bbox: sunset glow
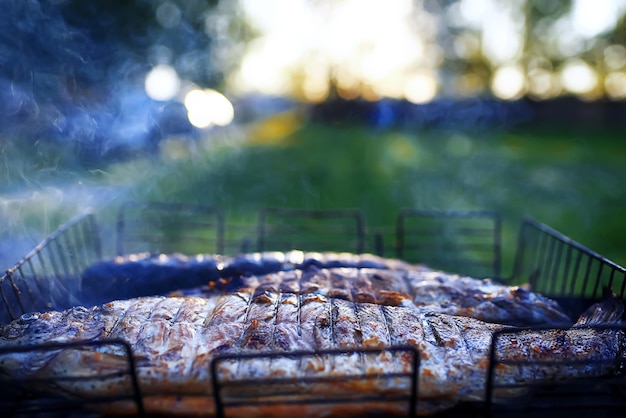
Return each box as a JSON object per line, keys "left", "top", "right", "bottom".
{"left": 235, "top": 0, "right": 440, "bottom": 102}
{"left": 233, "top": 0, "right": 626, "bottom": 101}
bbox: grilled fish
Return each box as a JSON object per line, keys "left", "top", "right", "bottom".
{"left": 78, "top": 251, "right": 416, "bottom": 305}
{"left": 84, "top": 252, "right": 571, "bottom": 326}
{"left": 174, "top": 265, "right": 571, "bottom": 326}
{"left": 0, "top": 275, "right": 622, "bottom": 417}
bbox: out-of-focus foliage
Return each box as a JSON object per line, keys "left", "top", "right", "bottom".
{"left": 1, "top": 0, "right": 625, "bottom": 169}
{"left": 235, "top": 0, "right": 626, "bottom": 102}
{"left": 56, "top": 0, "right": 251, "bottom": 91}
{"left": 0, "top": 0, "right": 252, "bottom": 160}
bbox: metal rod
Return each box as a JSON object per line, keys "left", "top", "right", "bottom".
{"left": 211, "top": 346, "right": 419, "bottom": 418}
{"left": 0, "top": 338, "right": 145, "bottom": 415}
{"left": 567, "top": 249, "right": 584, "bottom": 297}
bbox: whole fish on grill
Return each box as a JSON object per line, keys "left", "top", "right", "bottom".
{"left": 0, "top": 272, "right": 622, "bottom": 417}
{"left": 78, "top": 251, "right": 415, "bottom": 306}
{"left": 83, "top": 252, "right": 571, "bottom": 326}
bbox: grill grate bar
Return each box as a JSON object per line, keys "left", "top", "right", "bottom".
{"left": 0, "top": 210, "right": 102, "bottom": 322}
{"left": 485, "top": 323, "right": 626, "bottom": 417}
{"left": 395, "top": 209, "right": 502, "bottom": 278}
{"left": 0, "top": 339, "right": 144, "bottom": 416}
{"left": 116, "top": 201, "right": 225, "bottom": 255}
{"left": 211, "top": 346, "right": 419, "bottom": 418}
{"left": 560, "top": 246, "right": 581, "bottom": 297}
{"left": 592, "top": 262, "right": 605, "bottom": 300}
{"left": 509, "top": 218, "right": 626, "bottom": 316}
{"left": 215, "top": 370, "right": 414, "bottom": 389}
{"left": 257, "top": 208, "right": 366, "bottom": 254}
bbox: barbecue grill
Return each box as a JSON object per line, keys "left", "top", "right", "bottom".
{"left": 0, "top": 205, "right": 625, "bottom": 417}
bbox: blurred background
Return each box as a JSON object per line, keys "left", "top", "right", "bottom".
{"left": 1, "top": 0, "right": 626, "bottom": 274}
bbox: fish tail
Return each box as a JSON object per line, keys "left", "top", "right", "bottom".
{"left": 575, "top": 287, "right": 624, "bottom": 326}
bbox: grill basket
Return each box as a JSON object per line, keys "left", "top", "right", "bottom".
{"left": 395, "top": 209, "right": 502, "bottom": 279}
{"left": 1, "top": 205, "right": 625, "bottom": 417}
{"left": 257, "top": 207, "right": 366, "bottom": 254}
{"left": 116, "top": 201, "right": 226, "bottom": 255}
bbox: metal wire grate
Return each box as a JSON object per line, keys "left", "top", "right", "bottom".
{"left": 0, "top": 339, "right": 144, "bottom": 416}
{"left": 257, "top": 208, "right": 366, "bottom": 254}
{"left": 509, "top": 218, "right": 626, "bottom": 318}
{"left": 116, "top": 201, "right": 225, "bottom": 256}
{"left": 211, "top": 346, "right": 419, "bottom": 418}
{"left": 485, "top": 324, "right": 626, "bottom": 418}
{"left": 0, "top": 209, "right": 625, "bottom": 417}
{"left": 0, "top": 210, "right": 101, "bottom": 324}
{"left": 395, "top": 209, "right": 502, "bottom": 278}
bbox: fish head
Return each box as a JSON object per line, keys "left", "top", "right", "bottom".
{"left": 0, "top": 306, "right": 105, "bottom": 346}
{"left": 1, "top": 311, "right": 66, "bottom": 346}
{"left": 0, "top": 306, "right": 129, "bottom": 386}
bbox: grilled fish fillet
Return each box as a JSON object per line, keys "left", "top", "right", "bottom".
{"left": 84, "top": 252, "right": 571, "bottom": 326}
{"left": 0, "top": 275, "right": 622, "bottom": 417}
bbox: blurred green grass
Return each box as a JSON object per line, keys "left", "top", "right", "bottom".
{"left": 3, "top": 120, "right": 626, "bottom": 275}
{"left": 142, "top": 123, "right": 626, "bottom": 262}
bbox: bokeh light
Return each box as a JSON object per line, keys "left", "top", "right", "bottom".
{"left": 184, "top": 89, "right": 235, "bottom": 128}
{"left": 527, "top": 68, "right": 559, "bottom": 100}
{"left": 236, "top": 0, "right": 440, "bottom": 102}
{"left": 404, "top": 72, "right": 438, "bottom": 104}
{"left": 232, "top": 0, "right": 626, "bottom": 102}
{"left": 571, "top": 0, "right": 623, "bottom": 38}
{"left": 560, "top": 60, "right": 599, "bottom": 96}
{"left": 155, "top": 2, "right": 181, "bottom": 29}
{"left": 605, "top": 72, "right": 626, "bottom": 99}
{"left": 145, "top": 64, "right": 181, "bottom": 101}
{"left": 491, "top": 66, "right": 526, "bottom": 100}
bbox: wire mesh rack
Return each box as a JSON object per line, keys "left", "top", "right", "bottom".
{"left": 0, "top": 339, "right": 144, "bottom": 416}
{"left": 508, "top": 218, "right": 626, "bottom": 318}
{"left": 395, "top": 209, "right": 502, "bottom": 279}
{"left": 485, "top": 323, "right": 626, "bottom": 418}
{"left": 0, "top": 206, "right": 625, "bottom": 417}
{"left": 211, "top": 346, "right": 419, "bottom": 418}
{"left": 256, "top": 207, "right": 366, "bottom": 254}
{"left": 116, "top": 201, "right": 225, "bottom": 256}
{"left": 0, "top": 210, "right": 101, "bottom": 325}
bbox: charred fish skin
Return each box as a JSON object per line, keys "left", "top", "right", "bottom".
{"left": 81, "top": 251, "right": 572, "bottom": 327}
{"left": 79, "top": 251, "right": 413, "bottom": 305}
{"left": 0, "top": 291, "right": 623, "bottom": 417}
{"left": 488, "top": 293, "right": 625, "bottom": 403}
{"left": 175, "top": 264, "right": 571, "bottom": 327}
{"left": 404, "top": 270, "right": 573, "bottom": 326}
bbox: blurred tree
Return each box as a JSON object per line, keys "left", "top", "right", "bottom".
{"left": 57, "top": 0, "right": 229, "bottom": 92}
{"left": 524, "top": 0, "right": 573, "bottom": 65}
{"left": 0, "top": 0, "right": 251, "bottom": 143}
{"left": 0, "top": 1, "right": 81, "bottom": 135}
{"left": 597, "top": 9, "right": 626, "bottom": 76}
{"left": 236, "top": 0, "right": 625, "bottom": 102}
